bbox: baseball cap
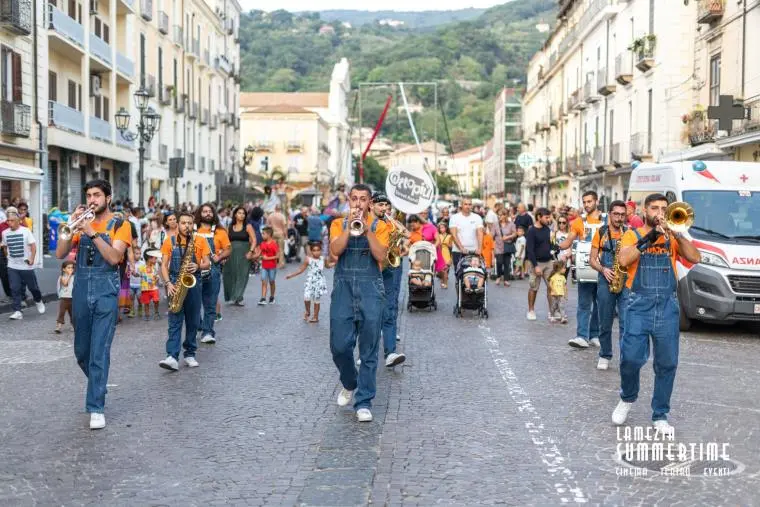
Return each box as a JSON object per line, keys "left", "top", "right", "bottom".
{"left": 372, "top": 192, "right": 390, "bottom": 204}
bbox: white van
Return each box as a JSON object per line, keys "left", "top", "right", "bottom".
{"left": 628, "top": 160, "right": 760, "bottom": 330}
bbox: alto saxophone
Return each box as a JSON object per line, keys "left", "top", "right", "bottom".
{"left": 383, "top": 212, "right": 409, "bottom": 269}
{"left": 609, "top": 239, "right": 627, "bottom": 294}
{"left": 168, "top": 232, "right": 198, "bottom": 313}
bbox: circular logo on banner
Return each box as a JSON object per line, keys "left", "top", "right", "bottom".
{"left": 385, "top": 164, "right": 436, "bottom": 214}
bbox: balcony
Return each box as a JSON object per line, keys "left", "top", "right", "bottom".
{"left": 159, "top": 86, "right": 172, "bottom": 105}
{"left": 234, "top": 117, "right": 240, "bottom": 130}
{"left": 89, "top": 33, "right": 111, "bottom": 65}
{"left": 140, "top": 0, "right": 152, "bottom": 21}
{"left": 738, "top": 97, "right": 760, "bottom": 134}
{"left": 175, "top": 93, "right": 186, "bottom": 113}
{"left": 202, "top": 49, "right": 210, "bottom": 67}
{"left": 539, "top": 116, "right": 550, "bottom": 131}
{"left": 90, "top": 116, "right": 111, "bottom": 143}
{"left": 286, "top": 141, "right": 304, "bottom": 152}
{"left": 117, "top": 0, "right": 135, "bottom": 12}
{"left": 158, "top": 11, "right": 168, "bottom": 34}
{"left": 567, "top": 92, "right": 578, "bottom": 111}
{"left": 633, "top": 36, "right": 656, "bottom": 72}
{"left": 698, "top": 0, "right": 724, "bottom": 24}
{"left": 185, "top": 37, "right": 199, "bottom": 59}
{"left": 145, "top": 74, "right": 156, "bottom": 96}
{"left": 593, "top": 146, "right": 604, "bottom": 168}
{"left": 200, "top": 108, "right": 208, "bottom": 125}
{"left": 172, "top": 25, "right": 182, "bottom": 47}
{"left": 549, "top": 107, "right": 558, "bottom": 127}
{"left": 0, "top": 0, "right": 32, "bottom": 35}
{"left": 615, "top": 53, "right": 633, "bottom": 85}
{"left": 566, "top": 156, "right": 577, "bottom": 174}
{"left": 199, "top": 156, "right": 206, "bottom": 172}
{"left": 215, "top": 55, "right": 232, "bottom": 75}
{"left": 159, "top": 144, "right": 168, "bottom": 164}
{"left": 1, "top": 100, "right": 30, "bottom": 137}
{"left": 188, "top": 102, "right": 198, "bottom": 119}
{"left": 48, "top": 4, "right": 84, "bottom": 48}
{"left": 116, "top": 51, "right": 134, "bottom": 79}
{"left": 220, "top": 111, "right": 228, "bottom": 124}
{"left": 584, "top": 79, "right": 600, "bottom": 104}
{"left": 225, "top": 17, "right": 233, "bottom": 35}
{"left": 209, "top": 114, "right": 217, "bottom": 130}
{"left": 630, "top": 132, "right": 652, "bottom": 159}
{"left": 610, "top": 142, "right": 629, "bottom": 164}
{"left": 186, "top": 152, "right": 194, "bottom": 170}
{"left": 572, "top": 89, "right": 586, "bottom": 111}
{"left": 597, "top": 66, "right": 616, "bottom": 96}
{"left": 254, "top": 141, "right": 273, "bottom": 152}
{"left": 579, "top": 152, "right": 593, "bottom": 172}
{"left": 49, "top": 101, "right": 84, "bottom": 135}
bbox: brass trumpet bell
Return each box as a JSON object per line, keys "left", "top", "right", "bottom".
{"left": 349, "top": 219, "right": 365, "bottom": 236}
{"left": 58, "top": 206, "right": 97, "bottom": 241}
{"left": 665, "top": 201, "right": 694, "bottom": 234}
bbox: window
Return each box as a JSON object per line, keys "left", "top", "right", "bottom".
{"left": 48, "top": 71, "right": 57, "bottom": 101}
{"left": 103, "top": 96, "right": 109, "bottom": 121}
{"left": 140, "top": 34, "right": 146, "bottom": 85}
{"left": 158, "top": 47, "right": 163, "bottom": 91}
{"left": 94, "top": 96, "right": 101, "bottom": 118}
{"left": 0, "top": 47, "right": 22, "bottom": 102}
{"left": 68, "top": 79, "right": 77, "bottom": 109}
{"left": 710, "top": 54, "right": 721, "bottom": 107}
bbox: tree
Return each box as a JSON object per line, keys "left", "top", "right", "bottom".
{"left": 356, "top": 156, "right": 388, "bottom": 191}
{"left": 435, "top": 172, "right": 459, "bottom": 195}
{"left": 265, "top": 68, "right": 299, "bottom": 91}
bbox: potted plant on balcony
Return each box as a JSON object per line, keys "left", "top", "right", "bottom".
{"left": 681, "top": 105, "right": 715, "bottom": 147}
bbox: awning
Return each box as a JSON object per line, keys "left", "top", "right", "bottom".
{"left": 0, "top": 160, "right": 43, "bottom": 181}
{"left": 660, "top": 143, "right": 728, "bottom": 163}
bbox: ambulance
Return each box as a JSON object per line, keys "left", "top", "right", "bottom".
{"left": 627, "top": 160, "right": 760, "bottom": 330}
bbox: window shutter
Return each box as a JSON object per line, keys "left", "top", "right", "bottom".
{"left": 48, "top": 71, "right": 57, "bottom": 102}
{"left": 77, "top": 84, "right": 81, "bottom": 111}
{"left": 94, "top": 96, "right": 101, "bottom": 118}
{"left": 94, "top": 18, "right": 101, "bottom": 38}
{"left": 11, "top": 52, "right": 21, "bottom": 102}
{"left": 103, "top": 24, "right": 109, "bottom": 44}
{"left": 103, "top": 96, "right": 109, "bottom": 121}
{"left": 68, "top": 80, "right": 76, "bottom": 108}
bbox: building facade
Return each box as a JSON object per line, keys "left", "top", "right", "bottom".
{"left": 487, "top": 87, "right": 522, "bottom": 198}
{"left": 374, "top": 141, "right": 450, "bottom": 174}
{"left": 522, "top": 0, "right": 697, "bottom": 209}
{"left": 450, "top": 145, "right": 485, "bottom": 196}
{"left": 45, "top": 0, "right": 241, "bottom": 211}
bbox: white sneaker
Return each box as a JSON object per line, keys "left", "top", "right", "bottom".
{"left": 36, "top": 301, "right": 46, "bottom": 314}
{"left": 89, "top": 413, "right": 106, "bottom": 430}
{"left": 8, "top": 311, "right": 22, "bottom": 320}
{"left": 356, "top": 358, "right": 361, "bottom": 366}
{"left": 337, "top": 387, "right": 354, "bottom": 407}
{"left": 356, "top": 408, "right": 373, "bottom": 422}
{"left": 589, "top": 337, "right": 600, "bottom": 347}
{"left": 597, "top": 358, "right": 610, "bottom": 370}
{"left": 200, "top": 334, "right": 216, "bottom": 344}
{"left": 184, "top": 356, "right": 199, "bottom": 368}
{"left": 611, "top": 400, "right": 634, "bottom": 425}
{"left": 568, "top": 337, "right": 589, "bottom": 348}
{"left": 653, "top": 419, "right": 675, "bottom": 437}
{"left": 159, "top": 355, "right": 179, "bottom": 371}
{"left": 526, "top": 311, "right": 537, "bottom": 321}
{"left": 385, "top": 352, "right": 406, "bottom": 367}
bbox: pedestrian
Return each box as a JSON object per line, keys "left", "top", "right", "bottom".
{"left": 329, "top": 184, "right": 389, "bottom": 422}
{"left": 525, "top": 208, "right": 554, "bottom": 321}
{"left": 626, "top": 200, "right": 644, "bottom": 228}
{"left": 266, "top": 204, "right": 288, "bottom": 268}
{"left": 558, "top": 191, "right": 605, "bottom": 349}
{"left": 195, "top": 203, "right": 231, "bottom": 344}
{"left": 127, "top": 244, "right": 143, "bottom": 318}
{"left": 223, "top": 206, "right": 257, "bottom": 306}
{"left": 0, "top": 206, "right": 16, "bottom": 303}
{"left": 513, "top": 226, "right": 526, "bottom": 279}
{"left": 434, "top": 221, "right": 453, "bottom": 289}
{"left": 138, "top": 250, "right": 162, "bottom": 320}
{"left": 293, "top": 205, "right": 310, "bottom": 257}
{"left": 258, "top": 226, "right": 279, "bottom": 305}
{"left": 449, "top": 198, "right": 484, "bottom": 270}
{"left": 16, "top": 201, "right": 32, "bottom": 231}
{"left": 589, "top": 200, "right": 629, "bottom": 370}
{"left": 481, "top": 227, "right": 495, "bottom": 274}
{"left": 55, "top": 260, "right": 75, "bottom": 333}
{"left": 612, "top": 193, "right": 701, "bottom": 435}
{"left": 286, "top": 242, "right": 333, "bottom": 323}
{"left": 513, "top": 203, "right": 533, "bottom": 232}
{"left": 548, "top": 260, "right": 568, "bottom": 324}
{"left": 54, "top": 179, "right": 132, "bottom": 430}
{"left": 158, "top": 211, "right": 211, "bottom": 372}
{"left": 1, "top": 210, "right": 45, "bottom": 320}
{"left": 493, "top": 211, "right": 517, "bottom": 286}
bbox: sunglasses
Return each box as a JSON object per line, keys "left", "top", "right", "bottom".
{"left": 558, "top": 221, "right": 567, "bottom": 224}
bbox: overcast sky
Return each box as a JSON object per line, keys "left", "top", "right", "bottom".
{"left": 239, "top": 1, "right": 507, "bottom": 12}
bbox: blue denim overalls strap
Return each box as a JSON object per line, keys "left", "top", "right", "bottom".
{"left": 630, "top": 229, "right": 677, "bottom": 296}
{"left": 196, "top": 226, "right": 222, "bottom": 337}
{"left": 168, "top": 235, "right": 198, "bottom": 284}
{"left": 599, "top": 224, "right": 628, "bottom": 268}
{"left": 198, "top": 225, "right": 219, "bottom": 271}
{"left": 166, "top": 235, "right": 202, "bottom": 359}
{"left": 334, "top": 218, "right": 383, "bottom": 281}
{"left": 72, "top": 217, "right": 122, "bottom": 414}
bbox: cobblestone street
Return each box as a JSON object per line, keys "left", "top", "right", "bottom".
{"left": 1, "top": 266, "right": 759, "bottom": 506}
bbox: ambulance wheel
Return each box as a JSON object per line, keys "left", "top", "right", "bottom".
{"left": 679, "top": 303, "right": 692, "bottom": 332}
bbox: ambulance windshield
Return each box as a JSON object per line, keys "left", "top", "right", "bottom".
{"left": 683, "top": 190, "right": 760, "bottom": 241}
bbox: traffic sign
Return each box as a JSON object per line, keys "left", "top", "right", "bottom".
{"left": 517, "top": 152, "right": 537, "bottom": 169}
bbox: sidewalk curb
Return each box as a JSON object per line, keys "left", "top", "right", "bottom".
{"left": 0, "top": 293, "right": 59, "bottom": 316}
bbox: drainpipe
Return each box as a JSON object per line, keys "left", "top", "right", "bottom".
{"left": 33, "top": 0, "right": 49, "bottom": 227}
{"left": 741, "top": 0, "right": 747, "bottom": 99}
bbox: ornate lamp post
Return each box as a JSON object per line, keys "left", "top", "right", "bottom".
{"left": 544, "top": 147, "right": 552, "bottom": 207}
{"left": 230, "top": 144, "right": 255, "bottom": 204}
{"left": 115, "top": 88, "right": 161, "bottom": 208}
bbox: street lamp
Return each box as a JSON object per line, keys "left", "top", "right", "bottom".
{"left": 544, "top": 147, "right": 552, "bottom": 207}
{"left": 115, "top": 88, "right": 161, "bottom": 208}
{"left": 231, "top": 144, "right": 255, "bottom": 203}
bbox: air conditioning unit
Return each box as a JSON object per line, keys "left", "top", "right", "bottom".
{"left": 93, "top": 157, "right": 102, "bottom": 174}
{"left": 90, "top": 0, "right": 98, "bottom": 14}
{"left": 90, "top": 75, "right": 101, "bottom": 97}
{"left": 70, "top": 153, "right": 80, "bottom": 168}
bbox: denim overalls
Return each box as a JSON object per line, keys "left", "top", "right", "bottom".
{"left": 381, "top": 219, "right": 402, "bottom": 357}
{"left": 72, "top": 219, "right": 121, "bottom": 414}
{"left": 619, "top": 230, "right": 680, "bottom": 421}
{"left": 576, "top": 214, "right": 604, "bottom": 340}
{"left": 199, "top": 227, "right": 221, "bottom": 338}
{"left": 166, "top": 236, "right": 202, "bottom": 360}
{"left": 330, "top": 219, "right": 386, "bottom": 410}
{"left": 596, "top": 226, "right": 628, "bottom": 360}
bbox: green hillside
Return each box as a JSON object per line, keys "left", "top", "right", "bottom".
{"left": 238, "top": 0, "right": 556, "bottom": 152}
{"left": 300, "top": 8, "right": 486, "bottom": 29}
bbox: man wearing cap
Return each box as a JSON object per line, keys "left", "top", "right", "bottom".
{"left": 626, "top": 201, "right": 644, "bottom": 228}
{"left": 371, "top": 193, "right": 407, "bottom": 368}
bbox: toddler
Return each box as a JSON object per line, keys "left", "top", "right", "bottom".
{"left": 286, "top": 242, "right": 333, "bottom": 323}
{"left": 408, "top": 259, "right": 433, "bottom": 287}
{"left": 548, "top": 260, "right": 568, "bottom": 324}
{"left": 128, "top": 245, "right": 143, "bottom": 318}
{"left": 463, "top": 257, "right": 486, "bottom": 293}
{"left": 513, "top": 226, "right": 527, "bottom": 279}
{"left": 55, "top": 260, "right": 75, "bottom": 333}
{"left": 138, "top": 251, "right": 161, "bottom": 320}
{"left": 258, "top": 226, "right": 279, "bottom": 305}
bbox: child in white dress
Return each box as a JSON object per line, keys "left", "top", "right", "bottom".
{"left": 286, "top": 242, "right": 334, "bottom": 323}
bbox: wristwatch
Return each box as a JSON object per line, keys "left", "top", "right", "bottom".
{"left": 88, "top": 232, "right": 99, "bottom": 239}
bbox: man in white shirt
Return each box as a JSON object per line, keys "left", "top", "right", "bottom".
{"left": 449, "top": 198, "right": 484, "bottom": 269}
{"left": 1, "top": 212, "right": 45, "bottom": 320}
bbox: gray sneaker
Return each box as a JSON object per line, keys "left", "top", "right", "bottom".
{"left": 568, "top": 337, "right": 589, "bottom": 348}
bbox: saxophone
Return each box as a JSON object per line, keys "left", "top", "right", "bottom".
{"left": 168, "top": 233, "right": 197, "bottom": 313}
{"left": 383, "top": 213, "right": 408, "bottom": 269}
{"left": 609, "top": 239, "right": 627, "bottom": 294}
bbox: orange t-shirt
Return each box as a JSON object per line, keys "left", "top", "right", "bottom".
{"left": 620, "top": 227, "right": 679, "bottom": 289}
{"left": 482, "top": 233, "right": 494, "bottom": 269}
{"left": 570, "top": 212, "right": 604, "bottom": 241}
{"left": 160, "top": 235, "right": 211, "bottom": 263}
{"left": 408, "top": 230, "right": 423, "bottom": 245}
{"left": 72, "top": 215, "right": 132, "bottom": 248}
{"left": 591, "top": 227, "right": 623, "bottom": 249}
{"left": 196, "top": 225, "right": 231, "bottom": 255}
{"left": 329, "top": 216, "right": 390, "bottom": 247}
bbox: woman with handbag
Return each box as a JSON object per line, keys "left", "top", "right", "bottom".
{"left": 493, "top": 211, "right": 517, "bottom": 287}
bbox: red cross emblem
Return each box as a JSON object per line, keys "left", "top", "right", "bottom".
{"left": 740, "top": 174, "right": 749, "bottom": 183}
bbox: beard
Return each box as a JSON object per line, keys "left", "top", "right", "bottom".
{"left": 201, "top": 215, "right": 215, "bottom": 224}
{"left": 645, "top": 213, "right": 660, "bottom": 227}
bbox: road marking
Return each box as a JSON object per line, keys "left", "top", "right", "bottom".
{"left": 479, "top": 323, "right": 587, "bottom": 504}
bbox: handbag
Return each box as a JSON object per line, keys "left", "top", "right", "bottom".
{"left": 501, "top": 226, "right": 517, "bottom": 254}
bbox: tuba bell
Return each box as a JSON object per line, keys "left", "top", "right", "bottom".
{"left": 665, "top": 201, "right": 694, "bottom": 234}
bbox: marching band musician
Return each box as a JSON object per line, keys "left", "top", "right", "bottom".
{"left": 371, "top": 192, "right": 407, "bottom": 368}
{"left": 55, "top": 180, "right": 132, "bottom": 430}
{"left": 611, "top": 193, "right": 701, "bottom": 434}
{"left": 589, "top": 200, "right": 629, "bottom": 371}
{"left": 194, "top": 203, "right": 231, "bottom": 345}
{"left": 158, "top": 212, "right": 211, "bottom": 372}
{"left": 329, "top": 184, "right": 390, "bottom": 423}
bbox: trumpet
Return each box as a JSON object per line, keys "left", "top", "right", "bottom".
{"left": 349, "top": 209, "right": 365, "bottom": 236}
{"left": 59, "top": 205, "right": 96, "bottom": 241}
{"left": 664, "top": 201, "right": 694, "bottom": 234}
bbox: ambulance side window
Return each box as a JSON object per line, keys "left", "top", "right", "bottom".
{"left": 666, "top": 191, "right": 677, "bottom": 204}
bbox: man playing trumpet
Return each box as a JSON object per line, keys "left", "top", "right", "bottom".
{"left": 55, "top": 180, "right": 132, "bottom": 430}
{"left": 612, "top": 193, "right": 701, "bottom": 435}
{"left": 329, "top": 184, "right": 390, "bottom": 422}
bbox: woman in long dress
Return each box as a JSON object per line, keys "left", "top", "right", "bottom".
{"left": 224, "top": 206, "right": 257, "bottom": 305}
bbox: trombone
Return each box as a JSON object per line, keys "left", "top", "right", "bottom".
{"left": 663, "top": 201, "right": 694, "bottom": 234}
{"left": 59, "top": 205, "right": 96, "bottom": 241}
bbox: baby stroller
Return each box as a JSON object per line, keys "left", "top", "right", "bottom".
{"left": 285, "top": 227, "right": 301, "bottom": 263}
{"left": 453, "top": 253, "right": 488, "bottom": 319}
{"left": 406, "top": 241, "right": 437, "bottom": 312}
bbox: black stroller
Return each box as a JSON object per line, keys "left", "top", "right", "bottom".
{"left": 285, "top": 227, "right": 301, "bottom": 263}
{"left": 453, "top": 253, "right": 488, "bottom": 319}
{"left": 406, "top": 241, "right": 438, "bottom": 312}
